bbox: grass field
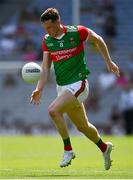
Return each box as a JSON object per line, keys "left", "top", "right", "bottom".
{"left": 0, "top": 135, "right": 133, "bottom": 179}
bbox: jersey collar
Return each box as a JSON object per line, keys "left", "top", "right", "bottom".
{"left": 62, "top": 25, "right": 67, "bottom": 33}
{"left": 54, "top": 24, "right": 67, "bottom": 40}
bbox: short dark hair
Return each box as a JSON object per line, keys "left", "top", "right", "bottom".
{"left": 40, "top": 8, "right": 60, "bottom": 23}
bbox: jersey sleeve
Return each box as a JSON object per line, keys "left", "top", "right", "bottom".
{"left": 77, "top": 25, "right": 89, "bottom": 42}
{"left": 42, "top": 37, "right": 49, "bottom": 52}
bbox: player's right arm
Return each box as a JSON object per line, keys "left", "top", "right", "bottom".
{"left": 30, "top": 51, "right": 52, "bottom": 104}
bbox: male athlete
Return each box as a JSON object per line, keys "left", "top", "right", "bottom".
{"left": 30, "top": 8, "right": 120, "bottom": 170}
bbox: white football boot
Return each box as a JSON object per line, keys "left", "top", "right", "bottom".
{"left": 103, "top": 142, "right": 113, "bottom": 170}
{"left": 60, "top": 151, "right": 76, "bottom": 167}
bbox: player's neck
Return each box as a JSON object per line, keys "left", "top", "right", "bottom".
{"left": 55, "top": 24, "right": 64, "bottom": 39}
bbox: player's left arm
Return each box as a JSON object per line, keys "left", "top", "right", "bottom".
{"left": 87, "top": 28, "right": 120, "bottom": 77}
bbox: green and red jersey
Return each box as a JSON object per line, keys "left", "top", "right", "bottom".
{"left": 42, "top": 25, "right": 90, "bottom": 85}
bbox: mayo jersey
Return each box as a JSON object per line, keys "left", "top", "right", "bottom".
{"left": 42, "top": 25, "right": 90, "bottom": 85}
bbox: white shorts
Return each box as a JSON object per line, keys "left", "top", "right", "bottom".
{"left": 56, "top": 80, "right": 89, "bottom": 103}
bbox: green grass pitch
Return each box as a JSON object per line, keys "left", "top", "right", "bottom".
{"left": 0, "top": 135, "right": 133, "bottom": 179}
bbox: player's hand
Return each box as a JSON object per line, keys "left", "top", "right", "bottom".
{"left": 106, "top": 61, "right": 120, "bottom": 77}
{"left": 30, "top": 89, "right": 42, "bottom": 105}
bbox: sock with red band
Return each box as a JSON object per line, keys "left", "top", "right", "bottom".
{"left": 96, "top": 138, "right": 107, "bottom": 152}
{"left": 63, "top": 137, "right": 72, "bottom": 151}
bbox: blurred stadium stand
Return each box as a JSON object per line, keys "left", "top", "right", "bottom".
{"left": 0, "top": 0, "right": 133, "bottom": 135}
{"left": 0, "top": 0, "right": 32, "bottom": 25}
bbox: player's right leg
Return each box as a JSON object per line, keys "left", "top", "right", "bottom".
{"left": 66, "top": 103, "right": 113, "bottom": 170}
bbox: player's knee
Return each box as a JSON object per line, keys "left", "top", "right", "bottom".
{"left": 48, "top": 105, "right": 58, "bottom": 117}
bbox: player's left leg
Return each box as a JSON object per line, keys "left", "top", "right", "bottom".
{"left": 66, "top": 103, "right": 113, "bottom": 170}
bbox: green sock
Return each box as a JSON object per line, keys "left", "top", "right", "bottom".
{"left": 96, "top": 138, "right": 107, "bottom": 152}
{"left": 63, "top": 137, "right": 72, "bottom": 151}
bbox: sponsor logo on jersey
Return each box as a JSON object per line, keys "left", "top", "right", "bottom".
{"left": 50, "top": 43, "right": 83, "bottom": 62}
{"left": 52, "top": 47, "right": 77, "bottom": 56}
{"left": 47, "top": 43, "right": 54, "bottom": 47}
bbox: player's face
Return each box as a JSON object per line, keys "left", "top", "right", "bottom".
{"left": 43, "top": 19, "right": 60, "bottom": 38}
